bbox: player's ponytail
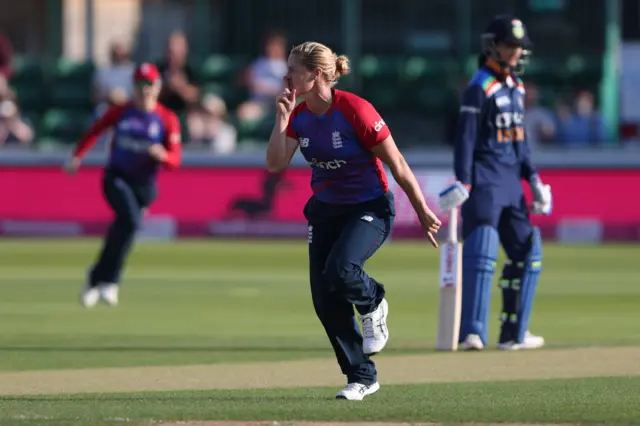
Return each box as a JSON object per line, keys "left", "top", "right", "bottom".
{"left": 335, "top": 55, "right": 351, "bottom": 78}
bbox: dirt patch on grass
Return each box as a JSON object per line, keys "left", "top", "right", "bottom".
{"left": 0, "top": 346, "right": 639, "bottom": 396}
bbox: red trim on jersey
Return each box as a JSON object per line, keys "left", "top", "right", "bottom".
{"left": 285, "top": 102, "right": 307, "bottom": 139}
{"left": 73, "top": 104, "right": 126, "bottom": 158}
{"left": 156, "top": 105, "right": 182, "bottom": 169}
{"left": 334, "top": 89, "right": 390, "bottom": 192}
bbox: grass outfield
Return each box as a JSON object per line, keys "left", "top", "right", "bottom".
{"left": 0, "top": 239, "right": 639, "bottom": 425}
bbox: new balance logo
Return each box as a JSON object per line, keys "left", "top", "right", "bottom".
{"left": 373, "top": 120, "right": 386, "bottom": 132}
{"left": 299, "top": 137, "right": 309, "bottom": 148}
{"left": 361, "top": 215, "right": 373, "bottom": 222}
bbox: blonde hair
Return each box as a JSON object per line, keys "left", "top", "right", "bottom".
{"left": 290, "top": 42, "right": 351, "bottom": 86}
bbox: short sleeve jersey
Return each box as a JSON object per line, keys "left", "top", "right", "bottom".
{"left": 286, "top": 89, "right": 390, "bottom": 204}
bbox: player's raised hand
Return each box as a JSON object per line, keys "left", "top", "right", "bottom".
{"left": 276, "top": 77, "right": 296, "bottom": 119}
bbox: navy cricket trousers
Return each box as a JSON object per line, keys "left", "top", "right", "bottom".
{"left": 304, "top": 192, "right": 395, "bottom": 385}
{"left": 89, "top": 169, "right": 155, "bottom": 287}
{"left": 461, "top": 188, "right": 533, "bottom": 261}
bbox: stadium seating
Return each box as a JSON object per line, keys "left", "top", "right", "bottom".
{"left": 7, "top": 53, "right": 602, "bottom": 148}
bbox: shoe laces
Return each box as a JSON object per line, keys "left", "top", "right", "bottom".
{"left": 361, "top": 316, "right": 375, "bottom": 338}
{"left": 345, "top": 383, "right": 367, "bottom": 393}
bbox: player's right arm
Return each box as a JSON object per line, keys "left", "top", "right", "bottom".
{"left": 64, "top": 105, "right": 125, "bottom": 174}
{"left": 266, "top": 85, "right": 299, "bottom": 173}
{"left": 453, "top": 84, "right": 485, "bottom": 190}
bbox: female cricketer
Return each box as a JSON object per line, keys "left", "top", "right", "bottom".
{"left": 65, "top": 63, "right": 182, "bottom": 308}
{"left": 266, "top": 41, "right": 441, "bottom": 400}
{"left": 452, "top": 15, "right": 553, "bottom": 351}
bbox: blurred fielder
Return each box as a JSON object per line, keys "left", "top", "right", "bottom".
{"left": 66, "top": 63, "right": 182, "bottom": 308}
{"left": 450, "top": 14, "right": 553, "bottom": 351}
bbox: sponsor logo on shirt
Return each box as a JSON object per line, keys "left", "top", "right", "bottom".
{"left": 373, "top": 119, "right": 386, "bottom": 132}
{"left": 308, "top": 158, "right": 347, "bottom": 170}
{"left": 117, "top": 136, "right": 151, "bottom": 153}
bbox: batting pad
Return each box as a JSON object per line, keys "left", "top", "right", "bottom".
{"left": 517, "top": 227, "right": 542, "bottom": 342}
{"left": 460, "top": 225, "right": 498, "bottom": 346}
{"left": 439, "top": 182, "right": 469, "bottom": 212}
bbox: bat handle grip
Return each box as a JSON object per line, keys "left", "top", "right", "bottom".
{"left": 447, "top": 207, "right": 458, "bottom": 243}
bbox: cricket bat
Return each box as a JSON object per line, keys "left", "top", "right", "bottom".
{"left": 436, "top": 182, "right": 468, "bottom": 351}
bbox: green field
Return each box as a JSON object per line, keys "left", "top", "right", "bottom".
{"left": 0, "top": 239, "right": 639, "bottom": 425}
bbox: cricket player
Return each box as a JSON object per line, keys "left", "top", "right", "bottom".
{"left": 266, "top": 41, "right": 441, "bottom": 400}
{"left": 65, "top": 63, "right": 182, "bottom": 308}
{"left": 453, "top": 15, "right": 553, "bottom": 351}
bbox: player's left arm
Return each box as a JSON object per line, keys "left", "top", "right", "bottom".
{"left": 351, "top": 99, "right": 441, "bottom": 246}
{"left": 159, "top": 111, "right": 182, "bottom": 169}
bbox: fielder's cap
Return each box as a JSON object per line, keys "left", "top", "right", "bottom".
{"left": 483, "top": 14, "right": 532, "bottom": 49}
{"left": 134, "top": 63, "right": 161, "bottom": 84}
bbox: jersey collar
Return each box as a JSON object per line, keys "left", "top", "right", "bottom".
{"left": 485, "top": 58, "right": 510, "bottom": 80}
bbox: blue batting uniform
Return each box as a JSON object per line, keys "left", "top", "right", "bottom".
{"left": 286, "top": 89, "right": 395, "bottom": 386}
{"left": 453, "top": 16, "right": 546, "bottom": 348}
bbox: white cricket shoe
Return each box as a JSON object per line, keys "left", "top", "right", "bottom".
{"left": 79, "top": 284, "right": 100, "bottom": 308}
{"left": 335, "top": 382, "right": 380, "bottom": 400}
{"left": 359, "top": 298, "right": 389, "bottom": 355}
{"left": 99, "top": 283, "right": 119, "bottom": 307}
{"left": 497, "top": 331, "right": 545, "bottom": 351}
{"left": 462, "top": 333, "right": 485, "bottom": 351}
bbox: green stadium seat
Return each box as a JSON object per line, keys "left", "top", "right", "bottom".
{"left": 12, "top": 82, "right": 44, "bottom": 111}
{"left": 525, "top": 56, "right": 565, "bottom": 86}
{"left": 199, "top": 54, "right": 248, "bottom": 83}
{"left": 359, "top": 55, "right": 403, "bottom": 81}
{"left": 40, "top": 108, "right": 93, "bottom": 143}
{"left": 401, "top": 56, "right": 459, "bottom": 81}
{"left": 10, "top": 56, "right": 46, "bottom": 111}
{"left": 233, "top": 114, "right": 272, "bottom": 142}
{"left": 201, "top": 82, "right": 247, "bottom": 110}
{"left": 409, "top": 84, "right": 458, "bottom": 114}
{"left": 49, "top": 59, "right": 94, "bottom": 108}
{"left": 53, "top": 58, "right": 94, "bottom": 80}
{"left": 564, "top": 54, "right": 601, "bottom": 89}
{"left": 50, "top": 82, "right": 92, "bottom": 109}
{"left": 361, "top": 85, "right": 400, "bottom": 110}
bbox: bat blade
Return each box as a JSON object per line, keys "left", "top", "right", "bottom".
{"left": 436, "top": 241, "right": 462, "bottom": 351}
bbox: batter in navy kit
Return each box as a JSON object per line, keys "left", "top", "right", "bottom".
{"left": 266, "top": 41, "right": 441, "bottom": 400}
{"left": 453, "top": 15, "right": 553, "bottom": 352}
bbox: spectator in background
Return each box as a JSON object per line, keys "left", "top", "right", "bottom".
{"left": 523, "top": 83, "right": 556, "bottom": 149}
{"left": 156, "top": 31, "right": 200, "bottom": 114}
{"left": 188, "top": 93, "right": 237, "bottom": 154}
{"left": 236, "top": 30, "right": 288, "bottom": 124}
{"left": 93, "top": 38, "right": 135, "bottom": 111}
{"left": 0, "top": 74, "right": 33, "bottom": 147}
{"left": 0, "top": 33, "right": 13, "bottom": 79}
{"left": 554, "top": 90, "right": 607, "bottom": 147}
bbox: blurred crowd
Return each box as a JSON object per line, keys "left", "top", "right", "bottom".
{"left": 0, "top": 29, "right": 291, "bottom": 155}
{"left": 0, "top": 29, "right": 613, "bottom": 153}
